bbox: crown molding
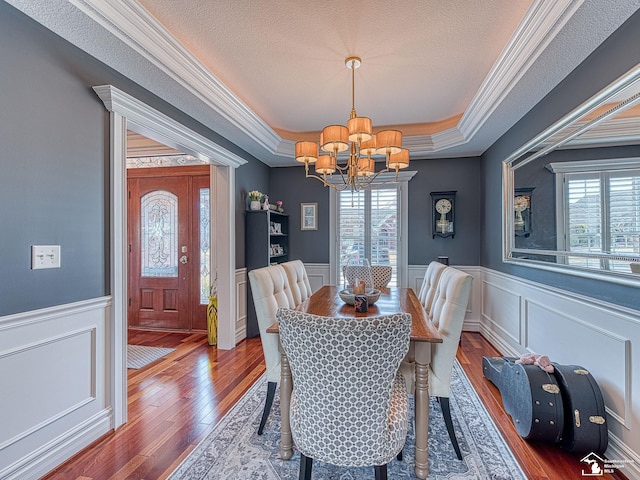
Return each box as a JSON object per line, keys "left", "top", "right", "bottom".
{"left": 71, "top": 0, "right": 280, "bottom": 150}
{"left": 73, "top": 0, "right": 580, "bottom": 161}
{"left": 93, "top": 84, "right": 247, "bottom": 168}
{"left": 458, "top": 0, "right": 584, "bottom": 140}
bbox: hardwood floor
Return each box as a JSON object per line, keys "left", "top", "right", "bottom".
{"left": 42, "top": 331, "right": 625, "bottom": 480}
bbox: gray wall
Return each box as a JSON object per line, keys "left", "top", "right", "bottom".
{"left": 269, "top": 167, "right": 330, "bottom": 263}
{"left": 407, "top": 157, "right": 481, "bottom": 266}
{"left": 482, "top": 9, "right": 640, "bottom": 310}
{"left": 0, "top": 2, "right": 264, "bottom": 315}
{"left": 269, "top": 156, "right": 482, "bottom": 265}
{"left": 236, "top": 161, "right": 271, "bottom": 268}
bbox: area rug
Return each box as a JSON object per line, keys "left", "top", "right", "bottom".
{"left": 126, "top": 344, "right": 175, "bottom": 369}
{"left": 168, "top": 360, "right": 526, "bottom": 479}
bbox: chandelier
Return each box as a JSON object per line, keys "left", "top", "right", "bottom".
{"left": 294, "top": 56, "right": 409, "bottom": 191}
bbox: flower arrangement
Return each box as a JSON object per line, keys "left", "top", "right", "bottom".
{"left": 248, "top": 190, "right": 263, "bottom": 201}
{"left": 276, "top": 200, "right": 283, "bottom": 207}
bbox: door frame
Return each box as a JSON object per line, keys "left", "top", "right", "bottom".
{"left": 94, "top": 85, "right": 246, "bottom": 428}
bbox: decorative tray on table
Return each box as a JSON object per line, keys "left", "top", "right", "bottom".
{"left": 339, "top": 289, "right": 381, "bottom": 306}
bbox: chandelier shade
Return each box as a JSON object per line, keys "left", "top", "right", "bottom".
{"left": 321, "top": 125, "right": 349, "bottom": 153}
{"left": 315, "top": 155, "right": 336, "bottom": 174}
{"left": 347, "top": 116, "right": 373, "bottom": 143}
{"left": 295, "top": 56, "right": 409, "bottom": 191}
{"left": 295, "top": 141, "right": 318, "bottom": 164}
{"left": 387, "top": 148, "right": 410, "bottom": 170}
{"left": 360, "top": 135, "right": 377, "bottom": 156}
{"left": 357, "top": 157, "right": 375, "bottom": 176}
{"left": 376, "top": 130, "right": 403, "bottom": 156}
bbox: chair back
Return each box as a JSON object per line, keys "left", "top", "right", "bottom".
{"left": 417, "top": 261, "right": 447, "bottom": 315}
{"left": 429, "top": 267, "right": 472, "bottom": 398}
{"left": 370, "top": 265, "right": 393, "bottom": 288}
{"left": 277, "top": 308, "right": 411, "bottom": 467}
{"left": 631, "top": 262, "right": 640, "bottom": 273}
{"left": 281, "top": 260, "right": 313, "bottom": 306}
{"left": 343, "top": 265, "right": 374, "bottom": 290}
{"left": 248, "top": 265, "right": 295, "bottom": 382}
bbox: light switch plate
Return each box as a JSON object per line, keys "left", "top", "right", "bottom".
{"left": 32, "top": 245, "right": 61, "bottom": 269}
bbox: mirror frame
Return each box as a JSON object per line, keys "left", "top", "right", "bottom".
{"left": 503, "top": 63, "right": 640, "bottom": 286}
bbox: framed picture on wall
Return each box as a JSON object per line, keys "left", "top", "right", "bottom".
{"left": 301, "top": 202, "right": 317, "bottom": 230}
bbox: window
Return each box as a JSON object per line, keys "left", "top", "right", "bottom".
{"left": 337, "top": 186, "right": 399, "bottom": 286}
{"left": 329, "top": 172, "right": 415, "bottom": 287}
{"left": 557, "top": 164, "right": 640, "bottom": 271}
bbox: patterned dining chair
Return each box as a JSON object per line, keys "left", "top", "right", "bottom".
{"left": 370, "top": 265, "right": 393, "bottom": 288}
{"left": 277, "top": 308, "right": 411, "bottom": 480}
{"left": 248, "top": 264, "right": 295, "bottom": 435}
{"left": 281, "top": 259, "right": 313, "bottom": 306}
{"left": 343, "top": 264, "right": 375, "bottom": 290}
{"left": 401, "top": 266, "right": 472, "bottom": 460}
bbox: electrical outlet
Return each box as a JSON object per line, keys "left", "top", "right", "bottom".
{"left": 31, "top": 245, "right": 61, "bottom": 269}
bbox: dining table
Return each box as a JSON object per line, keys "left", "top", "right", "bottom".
{"left": 266, "top": 285, "right": 442, "bottom": 479}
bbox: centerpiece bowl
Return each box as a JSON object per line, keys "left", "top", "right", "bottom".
{"left": 339, "top": 288, "right": 381, "bottom": 306}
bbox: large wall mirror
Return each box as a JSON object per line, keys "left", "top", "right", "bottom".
{"left": 503, "top": 63, "right": 640, "bottom": 285}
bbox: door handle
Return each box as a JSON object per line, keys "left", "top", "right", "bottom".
{"left": 180, "top": 255, "right": 188, "bottom": 264}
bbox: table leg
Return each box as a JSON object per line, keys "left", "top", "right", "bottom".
{"left": 413, "top": 343, "right": 431, "bottom": 479}
{"left": 279, "top": 351, "right": 294, "bottom": 460}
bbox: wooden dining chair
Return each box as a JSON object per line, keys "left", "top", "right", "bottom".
{"left": 281, "top": 259, "right": 313, "bottom": 306}
{"left": 401, "top": 266, "right": 472, "bottom": 460}
{"left": 248, "top": 264, "right": 295, "bottom": 435}
{"left": 277, "top": 308, "right": 411, "bottom": 480}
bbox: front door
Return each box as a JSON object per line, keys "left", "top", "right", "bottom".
{"left": 127, "top": 166, "right": 210, "bottom": 331}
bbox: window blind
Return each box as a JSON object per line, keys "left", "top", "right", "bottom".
{"left": 338, "top": 186, "right": 399, "bottom": 286}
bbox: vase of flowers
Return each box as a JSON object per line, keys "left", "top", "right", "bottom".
{"left": 248, "top": 190, "right": 263, "bottom": 210}
{"left": 276, "top": 200, "right": 284, "bottom": 212}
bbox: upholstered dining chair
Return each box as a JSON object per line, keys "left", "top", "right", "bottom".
{"left": 248, "top": 264, "right": 295, "bottom": 435}
{"left": 403, "top": 261, "right": 448, "bottom": 395}
{"left": 281, "top": 259, "right": 313, "bottom": 306}
{"left": 277, "top": 308, "right": 412, "bottom": 480}
{"left": 370, "top": 265, "right": 393, "bottom": 288}
{"left": 401, "top": 267, "right": 472, "bottom": 460}
{"left": 630, "top": 262, "right": 640, "bottom": 273}
{"left": 417, "top": 261, "right": 447, "bottom": 315}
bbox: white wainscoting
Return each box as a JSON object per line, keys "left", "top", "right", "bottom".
{"left": 408, "top": 264, "right": 483, "bottom": 331}
{"left": 481, "top": 268, "right": 640, "bottom": 480}
{"left": 0, "top": 297, "right": 112, "bottom": 480}
{"left": 235, "top": 268, "right": 247, "bottom": 343}
{"left": 303, "top": 263, "right": 331, "bottom": 293}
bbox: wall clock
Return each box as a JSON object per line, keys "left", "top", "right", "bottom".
{"left": 514, "top": 187, "right": 533, "bottom": 237}
{"left": 430, "top": 191, "right": 456, "bottom": 238}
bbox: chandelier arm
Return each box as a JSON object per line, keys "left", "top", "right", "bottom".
{"left": 304, "top": 170, "right": 343, "bottom": 190}
{"left": 359, "top": 166, "right": 393, "bottom": 187}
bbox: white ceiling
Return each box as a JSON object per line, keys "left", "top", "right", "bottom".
{"left": 8, "top": 0, "right": 640, "bottom": 166}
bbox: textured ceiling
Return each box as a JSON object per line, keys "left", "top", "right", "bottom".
{"left": 137, "top": 0, "right": 531, "bottom": 133}
{"left": 8, "top": 0, "right": 640, "bottom": 166}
